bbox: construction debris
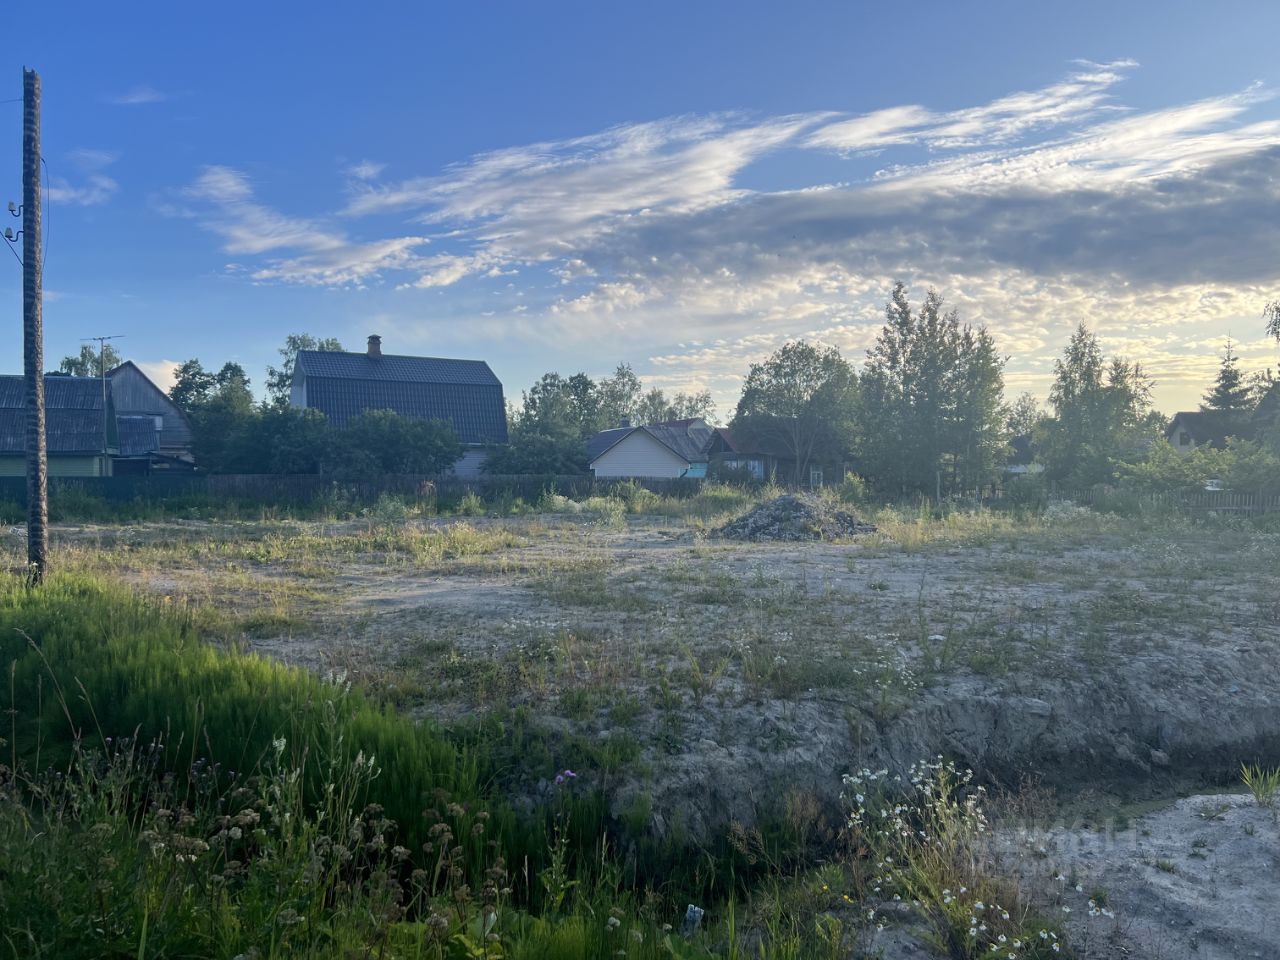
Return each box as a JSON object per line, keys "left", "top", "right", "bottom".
{"left": 716, "top": 494, "right": 876, "bottom": 542}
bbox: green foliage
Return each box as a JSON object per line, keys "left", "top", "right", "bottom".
{"left": 858, "top": 284, "right": 1009, "bottom": 497}
{"left": 1241, "top": 763, "right": 1280, "bottom": 810}
{"left": 327, "top": 409, "right": 463, "bottom": 478}
{"left": 490, "top": 365, "right": 716, "bottom": 476}
{"left": 732, "top": 340, "right": 858, "bottom": 485}
{"left": 1038, "top": 324, "right": 1157, "bottom": 489}
{"left": 0, "top": 577, "right": 501, "bottom": 857}
{"left": 1120, "top": 437, "right": 1280, "bottom": 495}
{"left": 1007, "top": 392, "right": 1043, "bottom": 438}
{"left": 264, "top": 331, "right": 345, "bottom": 403}
{"left": 57, "top": 342, "right": 121, "bottom": 378}
{"left": 1202, "top": 339, "right": 1253, "bottom": 426}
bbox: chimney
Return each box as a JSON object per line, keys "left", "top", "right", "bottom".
{"left": 618, "top": 418, "right": 630, "bottom": 429}
{"left": 367, "top": 334, "right": 382, "bottom": 358}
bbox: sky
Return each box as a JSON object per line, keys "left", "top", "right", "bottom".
{"left": 3, "top": 0, "right": 1280, "bottom": 418}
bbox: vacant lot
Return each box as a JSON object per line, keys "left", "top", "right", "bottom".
{"left": 23, "top": 500, "right": 1280, "bottom": 841}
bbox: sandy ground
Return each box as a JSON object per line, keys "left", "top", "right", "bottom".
{"left": 28, "top": 509, "right": 1280, "bottom": 957}
{"left": 50, "top": 511, "right": 1279, "bottom": 832}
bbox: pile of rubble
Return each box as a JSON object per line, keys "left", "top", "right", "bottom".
{"left": 717, "top": 494, "right": 877, "bottom": 542}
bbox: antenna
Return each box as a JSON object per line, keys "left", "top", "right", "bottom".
{"left": 82, "top": 335, "right": 124, "bottom": 459}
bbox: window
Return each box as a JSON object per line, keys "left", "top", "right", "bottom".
{"left": 809, "top": 466, "right": 823, "bottom": 488}
{"left": 1179, "top": 431, "right": 1191, "bottom": 447}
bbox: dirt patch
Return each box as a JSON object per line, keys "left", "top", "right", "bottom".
{"left": 997, "top": 793, "right": 1280, "bottom": 959}
{"left": 716, "top": 494, "right": 876, "bottom": 541}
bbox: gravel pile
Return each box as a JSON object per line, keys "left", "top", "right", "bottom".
{"left": 717, "top": 493, "right": 877, "bottom": 542}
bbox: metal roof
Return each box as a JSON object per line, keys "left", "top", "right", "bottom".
{"left": 587, "top": 419, "right": 714, "bottom": 466}
{"left": 0, "top": 374, "right": 110, "bottom": 455}
{"left": 116, "top": 416, "right": 162, "bottom": 457}
{"left": 295, "top": 351, "right": 508, "bottom": 444}
{"left": 587, "top": 427, "right": 632, "bottom": 462}
{"left": 295, "top": 350, "right": 502, "bottom": 386}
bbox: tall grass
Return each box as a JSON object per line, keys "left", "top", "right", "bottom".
{"left": 0, "top": 575, "right": 547, "bottom": 881}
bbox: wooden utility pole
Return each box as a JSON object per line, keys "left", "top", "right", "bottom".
{"left": 23, "top": 68, "right": 47, "bottom": 583}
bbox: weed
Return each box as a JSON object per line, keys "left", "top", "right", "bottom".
{"left": 1241, "top": 763, "right": 1280, "bottom": 810}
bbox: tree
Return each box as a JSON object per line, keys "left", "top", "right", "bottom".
{"left": 1202, "top": 339, "right": 1252, "bottom": 419}
{"left": 58, "top": 342, "right": 121, "bottom": 378}
{"left": 858, "top": 284, "right": 1007, "bottom": 496}
{"left": 1266, "top": 301, "right": 1280, "bottom": 345}
{"left": 326, "top": 410, "right": 461, "bottom": 477}
{"left": 486, "top": 372, "right": 596, "bottom": 474}
{"left": 633, "top": 387, "right": 716, "bottom": 425}
{"left": 596, "top": 363, "right": 643, "bottom": 429}
{"left": 169, "top": 359, "right": 218, "bottom": 412}
{"left": 265, "top": 333, "right": 344, "bottom": 404}
{"left": 669, "top": 390, "right": 716, "bottom": 422}
{"left": 1007, "top": 392, "right": 1042, "bottom": 437}
{"left": 731, "top": 340, "right": 858, "bottom": 485}
{"left": 1039, "top": 324, "right": 1155, "bottom": 489}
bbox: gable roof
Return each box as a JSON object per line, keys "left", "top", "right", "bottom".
{"left": 587, "top": 419, "right": 714, "bottom": 466}
{"left": 587, "top": 427, "right": 632, "bottom": 463}
{"left": 0, "top": 374, "right": 112, "bottom": 455}
{"left": 295, "top": 351, "right": 501, "bottom": 386}
{"left": 1165, "top": 411, "right": 1231, "bottom": 447}
{"left": 294, "top": 349, "right": 508, "bottom": 444}
{"left": 709, "top": 426, "right": 793, "bottom": 459}
{"left": 107, "top": 361, "right": 194, "bottom": 450}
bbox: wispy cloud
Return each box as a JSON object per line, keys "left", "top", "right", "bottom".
{"left": 807, "top": 60, "right": 1135, "bottom": 154}
{"left": 346, "top": 160, "right": 386, "bottom": 181}
{"left": 174, "top": 165, "right": 430, "bottom": 286}
{"left": 178, "top": 62, "right": 1280, "bottom": 405}
{"left": 107, "top": 85, "right": 171, "bottom": 106}
{"left": 47, "top": 147, "right": 121, "bottom": 206}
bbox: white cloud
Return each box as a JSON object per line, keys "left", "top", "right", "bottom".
{"left": 107, "top": 85, "right": 170, "bottom": 106}
{"left": 179, "top": 63, "right": 1280, "bottom": 410}
{"left": 806, "top": 60, "right": 1135, "bottom": 154}
{"left": 134, "top": 359, "right": 181, "bottom": 393}
{"left": 47, "top": 173, "right": 118, "bottom": 206}
{"left": 347, "top": 160, "right": 386, "bottom": 181}
{"left": 175, "top": 165, "right": 430, "bottom": 286}
{"left": 46, "top": 147, "right": 122, "bottom": 205}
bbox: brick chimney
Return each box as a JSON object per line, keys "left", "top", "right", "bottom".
{"left": 367, "top": 334, "right": 382, "bottom": 358}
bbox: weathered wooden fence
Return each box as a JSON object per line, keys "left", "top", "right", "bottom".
{"left": 1063, "top": 487, "right": 1280, "bottom": 515}
{"left": 0, "top": 473, "right": 706, "bottom": 506}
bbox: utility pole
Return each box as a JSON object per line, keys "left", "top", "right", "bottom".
{"left": 23, "top": 68, "right": 47, "bottom": 583}
{"left": 84, "top": 335, "right": 123, "bottom": 459}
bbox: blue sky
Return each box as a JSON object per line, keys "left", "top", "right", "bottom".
{"left": 4, "top": 0, "right": 1280, "bottom": 416}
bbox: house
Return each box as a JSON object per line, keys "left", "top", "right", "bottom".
{"left": 290, "top": 335, "right": 508, "bottom": 476}
{"left": 1164, "top": 411, "right": 1230, "bottom": 454}
{"left": 107, "top": 361, "right": 195, "bottom": 473}
{"left": 705, "top": 428, "right": 782, "bottom": 482}
{"left": 0, "top": 374, "right": 117, "bottom": 477}
{"left": 1004, "top": 433, "right": 1044, "bottom": 475}
{"left": 588, "top": 418, "right": 714, "bottom": 479}
{"left": 705, "top": 427, "right": 844, "bottom": 487}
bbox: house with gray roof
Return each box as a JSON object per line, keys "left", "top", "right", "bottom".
{"left": 0, "top": 374, "right": 117, "bottom": 477}
{"left": 290, "top": 336, "right": 508, "bottom": 476}
{"left": 107, "top": 361, "right": 195, "bottom": 472}
{"left": 588, "top": 418, "right": 714, "bottom": 479}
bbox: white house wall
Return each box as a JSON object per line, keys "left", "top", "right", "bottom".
{"left": 591, "top": 431, "right": 690, "bottom": 478}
